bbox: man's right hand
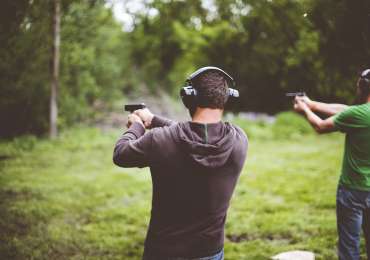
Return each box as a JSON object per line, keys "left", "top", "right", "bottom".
{"left": 127, "top": 113, "right": 144, "bottom": 128}
{"left": 134, "top": 108, "right": 154, "bottom": 129}
{"left": 295, "top": 95, "right": 313, "bottom": 108}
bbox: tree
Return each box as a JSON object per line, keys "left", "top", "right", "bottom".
{"left": 0, "top": 1, "right": 128, "bottom": 138}
{"left": 50, "top": 0, "right": 61, "bottom": 138}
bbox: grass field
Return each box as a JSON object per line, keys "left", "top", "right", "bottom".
{"left": 0, "top": 114, "right": 367, "bottom": 259}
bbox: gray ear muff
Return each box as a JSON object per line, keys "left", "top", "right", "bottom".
{"left": 180, "top": 86, "right": 197, "bottom": 109}
{"left": 361, "top": 69, "right": 370, "bottom": 78}
{"left": 359, "top": 69, "right": 370, "bottom": 91}
{"left": 228, "top": 88, "right": 239, "bottom": 98}
{"left": 180, "top": 86, "right": 197, "bottom": 96}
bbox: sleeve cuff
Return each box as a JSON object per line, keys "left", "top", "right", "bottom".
{"left": 127, "top": 122, "right": 145, "bottom": 138}
{"left": 151, "top": 115, "right": 169, "bottom": 128}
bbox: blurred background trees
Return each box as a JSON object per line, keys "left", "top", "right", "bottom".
{"left": 1, "top": 0, "right": 369, "bottom": 138}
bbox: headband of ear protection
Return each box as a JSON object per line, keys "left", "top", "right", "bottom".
{"left": 180, "top": 66, "right": 239, "bottom": 109}
{"left": 359, "top": 69, "right": 370, "bottom": 91}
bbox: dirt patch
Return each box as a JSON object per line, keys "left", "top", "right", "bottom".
{"left": 226, "top": 232, "right": 294, "bottom": 244}
{"left": 0, "top": 155, "right": 14, "bottom": 161}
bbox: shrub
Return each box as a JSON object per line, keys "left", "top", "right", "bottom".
{"left": 12, "top": 135, "right": 38, "bottom": 151}
{"left": 231, "top": 117, "right": 274, "bottom": 140}
{"left": 272, "top": 111, "right": 314, "bottom": 139}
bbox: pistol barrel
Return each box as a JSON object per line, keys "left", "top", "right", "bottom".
{"left": 124, "top": 103, "right": 146, "bottom": 112}
{"left": 285, "top": 92, "right": 306, "bottom": 97}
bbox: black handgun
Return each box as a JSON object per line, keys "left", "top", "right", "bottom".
{"left": 124, "top": 103, "right": 146, "bottom": 113}
{"left": 285, "top": 92, "right": 306, "bottom": 97}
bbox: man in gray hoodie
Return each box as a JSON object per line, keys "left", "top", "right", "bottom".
{"left": 113, "top": 67, "right": 248, "bottom": 260}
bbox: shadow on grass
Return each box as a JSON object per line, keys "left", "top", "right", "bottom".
{"left": 0, "top": 155, "right": 14, "bottom": 161}
{"left": 0, "top": 189, "right": 82, "bottom": 259}
{"left": 0, "top": 189, "right": 38, "bottom": 259}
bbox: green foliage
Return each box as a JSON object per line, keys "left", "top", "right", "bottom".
{"left": 59, "top": 2, "right": 126, "bottom": 126}
{"left": 0, "top": 1, "right": 129, "bottom": 137}
{"left": 1, "top": 0, "right": 370, "bottom": 137}
{"left": 0, "top": 0, "right": 52, "bottom": 136}
{"left": 1, "top": 126, "right": 365, "bottom": 259}
{"left": 272, "top": 112, "right": 314, "bottom": 139}
{"left": 11, "top": 135, "right": 38, "bottom": 152}
{"left": 231, "top": 112, "right": 313, "bottom": 140}
{"left": 231, "top": 117, "right": 274, "bottom": 140}
{"left": 127, "top": 0, "right": 370, "bottom": 112}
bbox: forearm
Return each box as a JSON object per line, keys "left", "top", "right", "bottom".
{"left": 302, "top": 106, "right": 336, "bottom": 134}
{"left": 310, "top": 101, "right": 348, "bottom": 116}
{"left": 113, "top": 122, "right": 146, "bottom": 167}
{"left": 303, "top": 107, "right": 323, "bottom": 131}
{"left": 150, "top": 115, "right": 175, "bottom": 128}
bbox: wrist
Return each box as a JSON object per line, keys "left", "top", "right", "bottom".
{"left": 303, "top": 105, "right": 311, "bottom": 115}
{"left": 134, "top": 120, "right": 145, "bottom": 128}
{"left": 309, "top": 101, "right": 317, "bottom": 111}
{"left": 144, "top": 114, "right": 154, "bottom": 128}
{"left": 128, "top": 121, "right": 146, "bottom": 137}
{"left": 148, "top": 114, "right": 154, "bottom": 125}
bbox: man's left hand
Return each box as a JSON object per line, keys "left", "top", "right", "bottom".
{"left": 294, "top": 99, "right": 309, "bottom": 113}
{"left": 127, "top": 114, "right": 144, "bottom": 128}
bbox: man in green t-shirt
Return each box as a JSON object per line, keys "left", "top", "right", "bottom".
{"left": 294, "top": 69, "right": 370, "bottom": 260}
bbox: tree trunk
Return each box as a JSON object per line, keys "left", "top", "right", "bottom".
{"left": 50, "top": 0, "right": 61, "bottom": 138}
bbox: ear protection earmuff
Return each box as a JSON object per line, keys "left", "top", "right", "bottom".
{"left": 180, "top": 66, "right": 239, "bottom": 109}
{"left": 359, "top": 69, "right": 370, "bottom": 92}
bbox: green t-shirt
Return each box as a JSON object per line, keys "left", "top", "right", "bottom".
{"left": 334, "top": 103, "right": 370, "bottom": 191}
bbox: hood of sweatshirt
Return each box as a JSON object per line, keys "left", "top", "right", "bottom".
{"left": 175, "top": 121, "right": 237, "bottom": 168}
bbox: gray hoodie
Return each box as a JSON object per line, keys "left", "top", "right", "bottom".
{"left": 113, "top": 115, "right": 248, "bottom": 258}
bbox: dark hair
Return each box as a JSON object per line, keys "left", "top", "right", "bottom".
{"left": 192, "top": 71, "right": 229, "bottom": 109}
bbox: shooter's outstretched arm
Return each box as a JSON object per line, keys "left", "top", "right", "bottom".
{"left": 295, "top": 100, "right": 337, "bottom": 134}
{"left": 310, "top": 101, "right": 348, "bottom": 116}
{"left": 296, "top": 96, "right": 348, "bottom": 116}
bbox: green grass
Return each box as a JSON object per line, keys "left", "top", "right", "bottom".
{"left": 0, "top": 119, "right": 366, "bottom": 259}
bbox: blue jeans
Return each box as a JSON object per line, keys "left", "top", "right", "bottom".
{"left": 142, "top": 249, "right": 224, "bottom": 260}
{"left": 336, "top": 185, "right": 370, "bottom": 260}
